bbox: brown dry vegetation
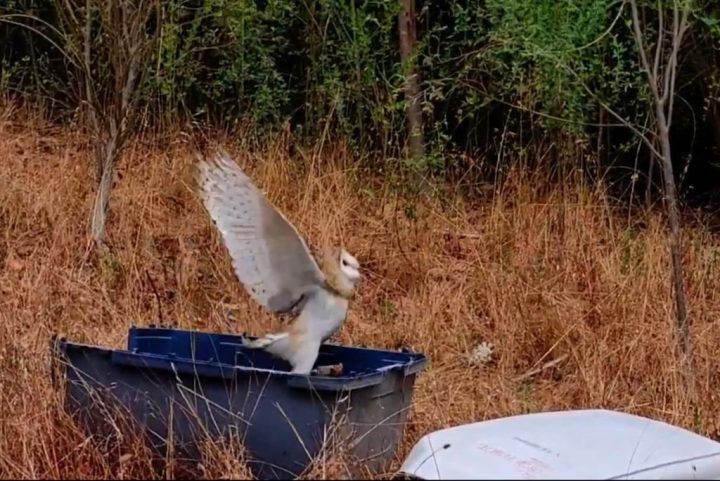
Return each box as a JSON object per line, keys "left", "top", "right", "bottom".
{"left": 3, "top": 104, "right": 720, "bottom": 479}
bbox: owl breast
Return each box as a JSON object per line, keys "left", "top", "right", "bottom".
{"left": 299, "top": 288, "right": 350, "bottom": 342}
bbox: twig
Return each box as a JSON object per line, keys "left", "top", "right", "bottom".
{"left": 145, "top": 270, "right": 164, "bottom": 325}
{"left": 514, "top": 355, "right": 568, "bottom": 382}
{"left": 441, "top": 230, "right": 482, "bottom": 239}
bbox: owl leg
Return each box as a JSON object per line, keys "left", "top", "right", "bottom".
{"left": 241, "top": 332, "right": 289, "bottom": 350}
{"left": 288, "top": 339, "right": 321, "bottom": 375}
{"left": 241, "top": 326, "right": 321, "bottom": 375}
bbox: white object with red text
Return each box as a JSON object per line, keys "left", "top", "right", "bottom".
{"left": 399, "top": 409, "right": 720, "bottom": 479}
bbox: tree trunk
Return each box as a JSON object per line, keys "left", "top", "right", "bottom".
{"left": 90, "top": 134, "right": 118, "bottom": 248}
{"left": 397, "top": 0, "right": 424, "bottom": 163}
{"left": 655, "top": 108, "right": 690, "bottom": 358}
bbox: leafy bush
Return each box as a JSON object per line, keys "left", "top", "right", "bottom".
{"left": 1, "top": 0, "right": 719, "bottom": 193}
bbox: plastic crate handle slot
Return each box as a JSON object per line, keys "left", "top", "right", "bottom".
{"left": 111, "top": 351, "right": 237, "bottom": 381}
{"left": 375, "top": 356, "right": 427, "bottom": 377}
{"left": 285, "top": 372, "right": 387, "bottom": 391}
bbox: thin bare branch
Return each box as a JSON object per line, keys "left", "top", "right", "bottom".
{"left": 652, "top": 0, "right": 664, "bottom": 82}
{"left": 83, "top": 0, "right": 99, "bottom": 137}
{"left": 666, "top": 1, "right": 692, "bottom": 128}
{"left": 660, "top": 2, "right": 680, "bottom": 106}
{"left": 533, "top": 49, "right": 665, "bottom": 159}
{"left": 580, "top": 84, "right": 663, "bottom": 159}
{"left": 629, "top": 0, "right": 659, "bottom": 98}
{"left": 0, "top": 15, "right": 80, "bottom": 67}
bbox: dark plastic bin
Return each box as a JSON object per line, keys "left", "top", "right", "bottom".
{"left": 51, "top": 326, "right": 427, "bottom": 479}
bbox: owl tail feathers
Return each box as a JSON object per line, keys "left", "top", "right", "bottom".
{"left": 241, "top": 332, "right": 289, "bottom": 349}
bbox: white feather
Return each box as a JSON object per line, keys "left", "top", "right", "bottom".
{"left": 196, "top": 150, "right": 326, "bottom": 314}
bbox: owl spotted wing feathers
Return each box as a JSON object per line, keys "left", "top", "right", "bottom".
{"left": 196, "top": 150, "right": 326, "bottom": 313}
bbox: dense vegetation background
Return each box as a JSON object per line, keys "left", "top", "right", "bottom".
{"left": 1, "top": 0, "right": 719, "bottom": 204}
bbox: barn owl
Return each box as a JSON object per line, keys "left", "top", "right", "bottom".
{"left": 195, "top": 149, "right": 361, "bottom": 375}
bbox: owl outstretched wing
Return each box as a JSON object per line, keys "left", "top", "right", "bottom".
{"left": 196, "top": 149, "right": 326, "bottom": 313}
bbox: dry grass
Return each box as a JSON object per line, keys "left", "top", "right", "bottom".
{"left": 3, "top": 106, "right": 720, "bottom": 479}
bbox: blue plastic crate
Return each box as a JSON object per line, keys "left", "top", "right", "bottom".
{"left": 51, "top": 326, "right": 427, "bottom": 479}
